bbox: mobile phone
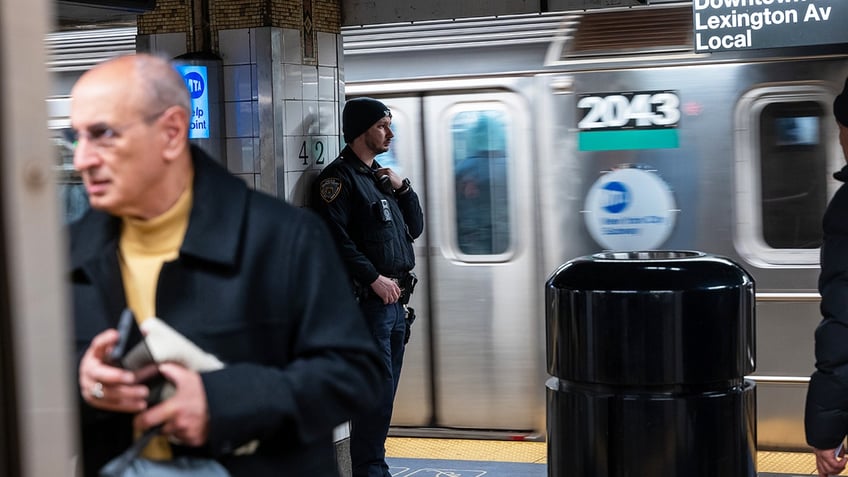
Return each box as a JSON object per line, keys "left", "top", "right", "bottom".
{"left": 836, "top": 440, "right": 845, "bottom": 459}
{"left": 107, "top": 308, "right": 167, "bottom": 405}
{"left": 108, "top": 308, "right": 144, "bottom": 366}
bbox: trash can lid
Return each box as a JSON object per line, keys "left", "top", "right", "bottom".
{"left": 547, "top": 250, "right": 753, "bottom": 292}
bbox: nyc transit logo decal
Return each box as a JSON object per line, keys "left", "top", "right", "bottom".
{"left": 577, "top": 91, "right": 680, "bottom": 151}
{"left": 584, "top": 167, "right": 677, "bottom": 251}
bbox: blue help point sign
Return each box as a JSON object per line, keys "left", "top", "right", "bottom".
{"left": 176, "top": 65, "right": 210, "bottom": 139}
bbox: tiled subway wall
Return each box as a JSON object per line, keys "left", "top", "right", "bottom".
{"left": 141, "top": 26, "right": 342, "bottom": 206}
{"left": 219, "top": 26, "right": 342, "bottom": 205}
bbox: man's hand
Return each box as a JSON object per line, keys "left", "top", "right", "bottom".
{"left": 371, "top": 275, "right": 401, "bottom": 304}
{"left": 813, "top": 445, "right": 846, "bottom": 476}
{"left": 79, "top": 329, "right": 151, "bottom": 413}
{"left": 375, "top": 167, "right": 403, "bottom": 191}
{"left": 134, "top": 363, "right": 210, "bottom": 447}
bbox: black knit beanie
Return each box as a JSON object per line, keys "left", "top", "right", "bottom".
{"left": 342, "top": 97, "right": 391, "bottom": 143}
{"left": 835, "top": 77, "right": 848, "bottom": 127}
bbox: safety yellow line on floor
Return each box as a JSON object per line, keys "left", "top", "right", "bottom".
{"left": 386, "top": 438, "right": 822, "bottom": 474}
{"left": 387, "top": 437, "right": 547, "bottom": 464}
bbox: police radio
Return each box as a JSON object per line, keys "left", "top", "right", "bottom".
{"left": 379, "top": 199, "right": 392, "bottom": 222}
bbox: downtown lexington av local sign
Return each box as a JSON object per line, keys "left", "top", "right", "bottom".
{"left": 693, "top": 0, "right": 848, "bottom": 52}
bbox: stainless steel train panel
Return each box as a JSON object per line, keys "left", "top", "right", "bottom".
{"left": 368, "top": 93, "right": 543, "bottom": 430}
{"left": 547, "top": 60, "right": 848, "bottom": 450}
{"left": 421, "top": 92, "right": 543, "bottom": 431}
{"left": 355, "top": 89, "right": 546, "bottom": 432}
{"left": 753, "top": 299, "right": 822, "bottom": 450}
{"left": 756, "top": 382, "right": 810, "bottom": 450}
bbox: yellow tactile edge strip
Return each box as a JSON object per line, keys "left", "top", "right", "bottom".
{"left": 759, "top": 450, "right": 817, "bottom": 475}
{"left": 386, "top": 438, "right": 824, "bottom": 474}
{"left": 387, "top": 437, "right": 547, "bottom": 464}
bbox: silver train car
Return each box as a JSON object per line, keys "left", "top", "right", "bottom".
{"left": 42, "top": 4, "right": 848, "bottom": 452}
{"left": 342, "top": 5, "right": 848, "bottom": 451}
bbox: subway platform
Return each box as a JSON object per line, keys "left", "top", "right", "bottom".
{"left": 384, "top": 437, "right": 822, "bottom": 476}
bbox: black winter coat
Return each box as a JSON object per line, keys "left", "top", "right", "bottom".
{"left": 806, "top": 164, "right": 848, "bottom": 449}
{"left": 311, "top": 147, "right": 424, "bottom": 285}
{"left": 69, "top": 146, "right": 382, "bottom": 476}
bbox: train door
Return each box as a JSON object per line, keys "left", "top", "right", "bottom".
{"left": 375, "top": 92, "right": 543, "bottom": 432}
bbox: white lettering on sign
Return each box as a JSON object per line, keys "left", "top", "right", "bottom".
{"left": 804, "top": 4, "right": 832, "bottom": 21}
{"left": 694, "top": 8, "right": 798, "bottom": 31}
{"left": 577, "top": 92, "right": 680, "bottom": 131}
{"left": 695, "top": 0, "right": 807, "bottom": 10}
{"left": 693, "top": 0, "right": 844, "bottom": 52}
{"left": 696, "top": 29, "right": 753, "bottom": 50}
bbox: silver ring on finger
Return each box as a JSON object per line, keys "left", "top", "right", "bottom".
{"left": 91, "top": 382, "right": 104, "bottom": 400}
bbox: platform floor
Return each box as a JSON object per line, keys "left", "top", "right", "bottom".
{"left": 385, "top": 437, "right": 823, "bottom": 475}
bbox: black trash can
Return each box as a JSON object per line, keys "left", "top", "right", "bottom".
{"left": 545, "top": 251, "right": 756, "bottom": 477}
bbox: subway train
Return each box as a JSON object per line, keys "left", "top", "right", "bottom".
{"left": 341, "top": 5, "right": 848, "bottom": 451}
{"left": 43, "top": 4, "right": 848, "bottom": 452}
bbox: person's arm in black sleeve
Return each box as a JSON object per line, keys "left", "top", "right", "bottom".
{"left": 312, "top": 172, "right": 380, "bottom": 285}
{"left": 396, "top": 187, "right": 424, "bottom": 240}
{"left": 806, "top": 181, "right": 848, "bottom": 450}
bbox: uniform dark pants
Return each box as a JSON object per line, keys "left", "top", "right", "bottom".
{"left": 351, "top": 297, "right": 406, "bottom": 477}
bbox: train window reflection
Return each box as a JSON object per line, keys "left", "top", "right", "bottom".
{"left": 775, "top": 116, "right": 819, "bottom": 146}
{"left": 451, "top": 110, "right": 510, "bottom": 255}
{"left": 759, "top": 102, "right": 827, "bottom": 249}
{"left": 376, "top": 122, "right": 404, "bottom": 175}
{"left": 52, "top": 129, "right": 89, "bottom": 224}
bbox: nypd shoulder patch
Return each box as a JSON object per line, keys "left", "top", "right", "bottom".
{"left": 320, "top": 178, "right": 342, "bottom": 203}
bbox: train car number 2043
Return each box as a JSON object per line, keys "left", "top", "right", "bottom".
{"left": 577, "top": 91, "right": 681, "bottom": 130}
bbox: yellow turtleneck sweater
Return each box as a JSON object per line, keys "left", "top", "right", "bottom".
{"left": 118, "top": 181, "right": 193, "bottom": 460}
{"left": 119, "top": 184, "right": 192, "bottom": 323}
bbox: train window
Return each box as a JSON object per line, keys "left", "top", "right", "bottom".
{"left": 52, "top": 128, "right": 89, "bottom": 223}
{"left": 451, "top": 110, "right": 510, "bottom": 255}
{"left": 376, "top": 122, "right": 404, "bottom": 173}
{"left": 759, "top": 102, "right": 827, "bottom": 249}
{"left": 735, "top": 85, "right": 841, "bottom": 266}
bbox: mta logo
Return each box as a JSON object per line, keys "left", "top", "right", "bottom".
{"left": 184, "top": 72, "right": 205, "bottom": 99}
{"left": 601, "top": 181, "right": 629, "bottom": 214}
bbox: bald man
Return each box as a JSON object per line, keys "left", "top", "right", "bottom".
{"left": 69, "top": 53, "right": 381, "bottom": 476}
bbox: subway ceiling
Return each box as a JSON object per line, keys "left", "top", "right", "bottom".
{"left": 54, "top": 1, "right": 150, "bottom": 29}
{"left": 53, "top": 0, "right": 682, "bottom": 30}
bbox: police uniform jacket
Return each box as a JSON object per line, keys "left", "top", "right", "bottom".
{"left": 69, "top": 146, "right": 382, "bottom": 477}
{"left": 313, "top": 146, "right": 424, "bottom": 285}
{"left": 806, "top": 164, "right": 848, "bottom": 449}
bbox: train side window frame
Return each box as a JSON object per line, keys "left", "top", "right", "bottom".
{"left": 375, "top": 105, "right": 412, "bottom": 180}
{"left": 734, "top": 84, "right": 841, "bottom": 267}
{"left": 48, "top": 97, "right": 90, "bottom": 224}
{"left": 437, "top": 99, "right": 522, "bottom": 263}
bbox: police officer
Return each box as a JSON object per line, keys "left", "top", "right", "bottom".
{"left": 312, "top": 97, "right": 424, "bottom": 477}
